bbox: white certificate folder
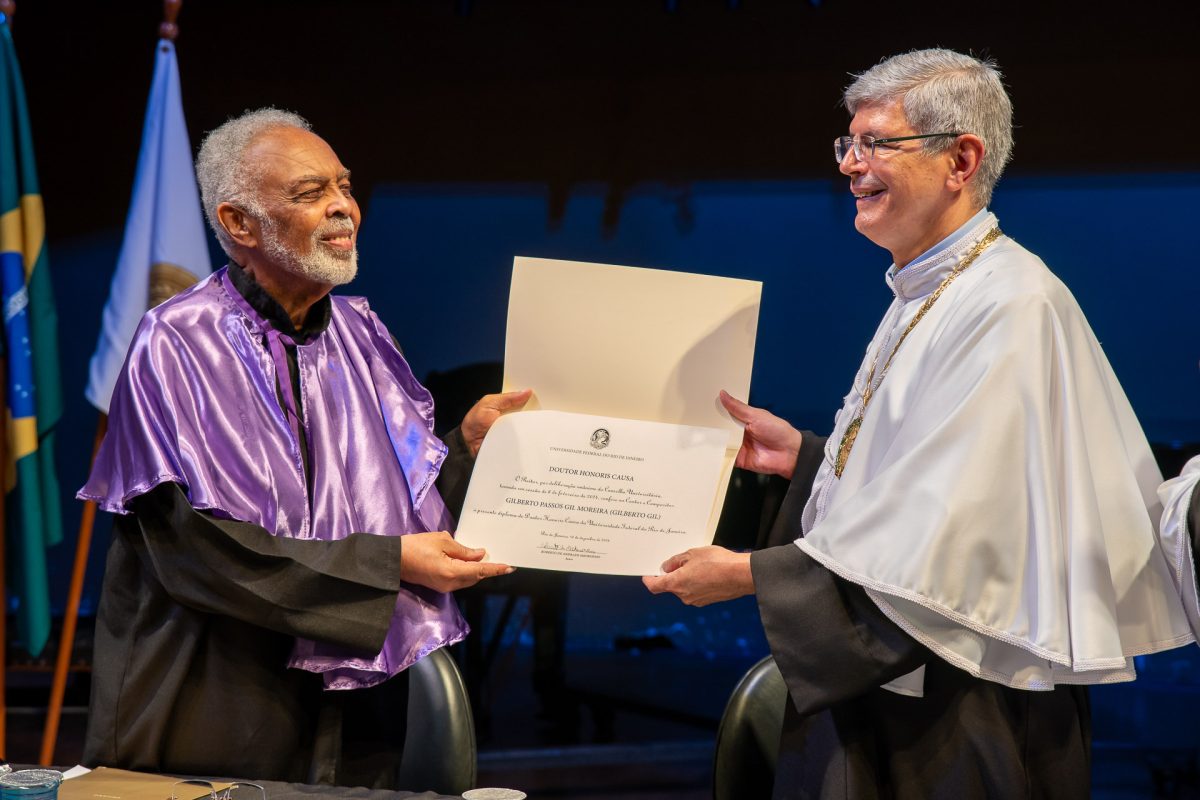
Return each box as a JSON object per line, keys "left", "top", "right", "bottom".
{"left": 456, "top": 256, "right": 762, "bottom": 575}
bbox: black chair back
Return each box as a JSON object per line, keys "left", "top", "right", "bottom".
{"left": 398, "top": 647, "right": 477, "bottom": 795}
{"left": 712, "top": 655, "right": 786, "bottom": 800}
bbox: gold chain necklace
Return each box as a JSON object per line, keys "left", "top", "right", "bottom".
{"left": 834, "top": 227, "right": 1003, "bottom": 478}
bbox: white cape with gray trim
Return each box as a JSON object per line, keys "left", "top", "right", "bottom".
{"left": 798, "top": 213, "right": 1193, "bottom": 692}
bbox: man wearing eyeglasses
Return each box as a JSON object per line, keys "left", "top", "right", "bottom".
{"left": 79, "top": 109, "right": 527, "bottom": 788}
{"left": 646, "top": 49, "right": 1192, "bottom": 798}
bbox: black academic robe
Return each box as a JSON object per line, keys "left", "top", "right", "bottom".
{"left": 83, "top": 263, "right": 476, "bottom": 791}
{"left": 750, "top": 434, "right": 1091, "bottom": 800}
{"left": 83, "top": 431, "right": 474, "bottom": 789}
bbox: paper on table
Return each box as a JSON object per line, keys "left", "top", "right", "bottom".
{"left": 502, "top": 256, "right": 761, "bottom": 540}
{"left": 59, "top": 768, "right": 230, "bottom": 800}
{"left": 456, "top": 410, "right": 729, "bottom": 575}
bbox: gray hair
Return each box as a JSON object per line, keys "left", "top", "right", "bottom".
{"left": 844, "top": 49, "right": 1013, "bottom": 207}
{"left": 195, "top": 108, "right": 312, "bottom": 256}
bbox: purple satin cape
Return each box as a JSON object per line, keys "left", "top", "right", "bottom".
{"left": 79, "top": 268, "right": 468, "bottom": 690}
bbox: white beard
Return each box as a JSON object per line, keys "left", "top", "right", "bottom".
{"left": 260, "top": 216, "right": 358, "bottom": 286}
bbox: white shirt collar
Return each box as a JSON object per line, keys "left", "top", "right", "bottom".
{"left": 885, "top": 209, "right": 995, "bottom": 302}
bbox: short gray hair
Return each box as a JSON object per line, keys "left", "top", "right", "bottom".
{"left": 844, "top": 49, "right": 1013, "bottom": 207}
{"left": 195, "top": 108, "right": 312, "bottom": 256}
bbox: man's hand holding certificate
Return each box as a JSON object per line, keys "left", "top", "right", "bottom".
{"left": 455, "top": 256, "right": 761, "bottom": 576}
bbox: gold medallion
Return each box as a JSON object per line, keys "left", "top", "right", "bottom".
{"left": 835, "top": 416, "right": 862, "bottom": 477}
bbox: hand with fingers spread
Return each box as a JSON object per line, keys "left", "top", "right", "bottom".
{"left": 642, "top": 545, "right": 754, "bottom": 606}
{"left": 719, "top": 390, "right": 802, "bottom": 479}
{"left": 400, "top": 531, "right": 514, "bottom": 592}
{"left": 461, "top": 388, "right": 534, "bottom": 457}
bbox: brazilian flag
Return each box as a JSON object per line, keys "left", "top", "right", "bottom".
{"left": 0, "top": 17, "right": 63, "bottom": 658}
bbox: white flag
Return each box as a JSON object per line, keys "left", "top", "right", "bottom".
{"left": 86, "top": 39, "right": 211, "bottom": 413}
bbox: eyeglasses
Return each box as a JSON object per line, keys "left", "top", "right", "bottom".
{"left": 833, "top": 132, "right": 962, "bottom": 164}
{"left": 170, "top": 780, "right": 267, "bottom": 800}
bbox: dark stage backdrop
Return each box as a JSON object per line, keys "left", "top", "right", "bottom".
{"left": 6, "top": 0, "right": 1199, "bottom": 637}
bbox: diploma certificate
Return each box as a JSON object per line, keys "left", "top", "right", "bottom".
{"left": 456, "top": 410, "right": 728, "bottom": 575}
{"left": 457, "top": 256, "right": 761, "bottom": 575}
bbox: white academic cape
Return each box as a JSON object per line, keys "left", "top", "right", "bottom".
{"left": 798, "top": 212, "right": 1194, "bottom": 691}
{"left": 1158, "top": 455, "right": 1200, "bottom": 639}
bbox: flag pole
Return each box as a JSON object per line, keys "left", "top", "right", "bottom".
{"left": 39, "top": 0, "right": 186, "bottom": 765}
{"left": 38, "top": 414, "right": 106, "bottom": 765}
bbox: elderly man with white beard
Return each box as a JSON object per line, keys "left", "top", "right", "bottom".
{"left": 79, "top": 109, "right": 529, "bottom": 787}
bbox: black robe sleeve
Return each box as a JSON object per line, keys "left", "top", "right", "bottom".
{"left": 119, "top": 407, "right": 475, "bottom": 642}
{"left": 127, "top": 482, "right": 403, "bottom": 653}
{"left": 122, "top": 416, "right": 478, "bottom": 651}
{"left": 750, "top": 431, "right": 928, "bottom": 717}
{"left": 757, "top": 431, "right": 828, "bottom": 549}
